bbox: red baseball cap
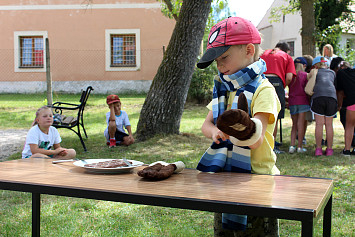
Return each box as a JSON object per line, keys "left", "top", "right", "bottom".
{"left": 197, "top": 17, "right": 261, "bottom": 69}
{"left": 106, "top": 94, "right": 120, "bottom": 105}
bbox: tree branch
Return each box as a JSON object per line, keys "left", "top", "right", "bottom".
{"left": 162, "top": 0, "right": 178, "bottom": 21}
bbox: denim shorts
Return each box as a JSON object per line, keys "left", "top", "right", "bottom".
{"left": 289, "top": 105, "right": 311, "bottom": 115}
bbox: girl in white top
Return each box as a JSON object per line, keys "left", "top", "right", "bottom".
{"left": 22, "top": 106, "right": 76, "bottom": 159}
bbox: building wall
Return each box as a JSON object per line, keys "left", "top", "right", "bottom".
{"left": 0, "top": 0, "right": 175, "bottom": 93}
{"left": 257, "top": 0, "right": 302, "bottom": 58}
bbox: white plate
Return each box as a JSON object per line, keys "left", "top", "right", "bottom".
{"left": 73, "top": 159, "right": 144, "bottom": 173}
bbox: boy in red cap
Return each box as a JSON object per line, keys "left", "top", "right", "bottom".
{"left": 104, "top": 94, "right": 134, "bottom": 148}
{"left": 196, "top": 17, "right": 280, "bottom": 236}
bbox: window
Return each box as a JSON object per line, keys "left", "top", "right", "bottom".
{"left": 286, "top": 41, "right": 295, "bottom": 57}
{"left": 14, "top": 31, "right": 47, "bottom": 72}
{"left": 20, "top": 36, "right": 44, "bottom": 68}
{"left": 105, "top": 29, "right": 140, "bottom": 71}
{"left": 111, "top": 34, "right": 136, "bottom": 67}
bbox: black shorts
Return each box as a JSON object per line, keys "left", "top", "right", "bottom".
{"left": 311, "top": 97, "right": 337, "bottom": 117}
{"left": 266, "top": 76, "right": 285, "bottom": 119}
{"left": 114, "top": 130, "right": 129, "bottom": 142}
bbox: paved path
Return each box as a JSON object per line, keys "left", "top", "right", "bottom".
{"left": 0, "top": 129, "right": 28, "bottom": 161}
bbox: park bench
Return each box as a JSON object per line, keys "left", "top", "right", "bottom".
{"left": 51, "top": 86, "right": 93, "bottom": 151}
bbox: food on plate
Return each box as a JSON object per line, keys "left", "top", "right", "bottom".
{"left": 84, "top": 159, "right": 132, "bottom": 168}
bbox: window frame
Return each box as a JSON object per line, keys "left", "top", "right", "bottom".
{"left": 105, "top": 29, "right": 140, "bottom": 71}
{"left": 286, "top": 41, "right": 295, "bottom": 57}
{"left": 14, "top": 31, "right": 47, "bottom": 72}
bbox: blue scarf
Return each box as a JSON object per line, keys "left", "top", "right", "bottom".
{"left": 197, "top": 59, "right": 267, "bottom": 231}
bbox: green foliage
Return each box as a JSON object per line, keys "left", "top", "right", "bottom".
{"left": 268, "top": 1, "right": 299, "bottom": 23}
{"left": 159, "top": 0, "right": 230, "bottom": 49}
{"left": 187, "top": 63, "right": 217, "bottom": 104}
{"left": 315, "top": 24, "right": 343, "bottom": 54}
{"left": 268, "top": 0, "right": 354, "bottom": 55}
{"left": 337, "top": 46, "right": 355, "bottom": 66}
{"left": 314, "top": 0, "right": 354, "bottom": 54}
{"left": 160, "top": 0, "right": 182, "bottom": 20}
{"left": 160, "top": 0, "right": 229, "bottom": 22}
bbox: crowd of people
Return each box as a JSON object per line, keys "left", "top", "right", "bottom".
{"left": 284, "top": 44, "right": 355, "bottom": 156}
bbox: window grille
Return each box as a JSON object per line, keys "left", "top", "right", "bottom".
{"left": 19, "top": 36, "right": 44, "bottom": 68}
{"left": 110, "top": 34, "right": 136, "bottom": 67}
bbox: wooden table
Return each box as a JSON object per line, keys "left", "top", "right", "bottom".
{"left": 0, "top": 158, "right": 333, "bottom": 236}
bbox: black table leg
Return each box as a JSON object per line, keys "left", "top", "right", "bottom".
{"left": 32, "top": 193, "right": 40, "bottom": 237}
{"left": 323, "top": 195, "right": 332, "bottom": 237}
{"left": 302, "top": 219, "right": 314, "bottom": 237}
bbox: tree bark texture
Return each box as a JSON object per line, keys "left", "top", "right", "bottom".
{"left": 300, "top": 0, "right": 316, "bottom": 57}
{"left": 136, "top": 0, "right": 212, "bottom": 140}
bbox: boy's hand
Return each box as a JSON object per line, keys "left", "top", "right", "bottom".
{"left": 211, "top": 129, "right": 229, "bottom": 144}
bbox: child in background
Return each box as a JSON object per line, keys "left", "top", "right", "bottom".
{"left": 196, "top": 17, "right": 280, "bottom": 236}
{"left": 288, "top": 57, "right": 317, "bottom": 153}
{"left": 322, "top": 44, "right": 337, "bottom": 62}
{"left": 104, "top": 95, "right": 134, "bottom": 148}
{"left": 336, "top": 61, "right": 355, "bottom": 156}
{"left": 22, "top": 106, "right": 76, "bottom": 159}
{"left": 311, "top": 56, "right": 337, "bottom": 156}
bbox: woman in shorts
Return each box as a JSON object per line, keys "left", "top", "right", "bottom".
{"left": 310, "top": 56, "right": 337, "bottom": 156}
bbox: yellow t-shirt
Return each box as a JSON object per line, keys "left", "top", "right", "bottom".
{"left": 208, "top": 79, "right": 281, "bottom": 175}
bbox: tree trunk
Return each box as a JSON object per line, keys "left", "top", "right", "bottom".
{"left": 136, "top": 0, "right": 212, "bottom": 140}
{"left": 300, "top": 0, "right": 316, "bottom": 57}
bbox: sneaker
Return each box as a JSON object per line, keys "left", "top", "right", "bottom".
{"left": 315, "top": 148, "right": 323, "bottom": 156}
{"left": 109, "top": 138, "right": 116, "bottom": 148}
{"left": 302, "top": 137, "right": 307, "bottom": 145}
{"left": 325, "top": 148, "right": 333, "bottom": 156}
{"left": 297, "top": 147, "right": 307, "bottom": 153}
{"left": 289, "top": 146, "right": 296, "bottom": 154}
{"left": 274, "top": 147, "right": 285, "bottom": 154}
{"left": 275, "top": 141, "right": 282, "bottom": 147}
{"left": 351, "top": 149, "right": 355, "bottom": 155}
{"left": 342, "top": 149, "right": 351, "bottom": 157}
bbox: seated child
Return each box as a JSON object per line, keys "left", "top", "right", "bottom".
{"left": 104, "top": 94, "right": 134, "bottom": 148}
{"left": 22, "top": 106, "right": 76, "bottom": 159}
{"left": 196, "top": 16, "right": 281, "bottom": 236}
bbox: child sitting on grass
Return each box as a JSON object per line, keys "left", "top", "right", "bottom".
{"left": 104, "top": 94, "right": 134, "bottom": 148}
{"left": 22, "top": 106, "right": 76, "bottom": 159}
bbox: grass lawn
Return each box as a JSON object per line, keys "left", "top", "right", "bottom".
{"left": 0, "top": 92, "right": 354, "bottom": 236}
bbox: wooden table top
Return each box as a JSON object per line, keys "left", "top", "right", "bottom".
{"left": 0, "top": 158, "right": 333, "bottom": 219}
